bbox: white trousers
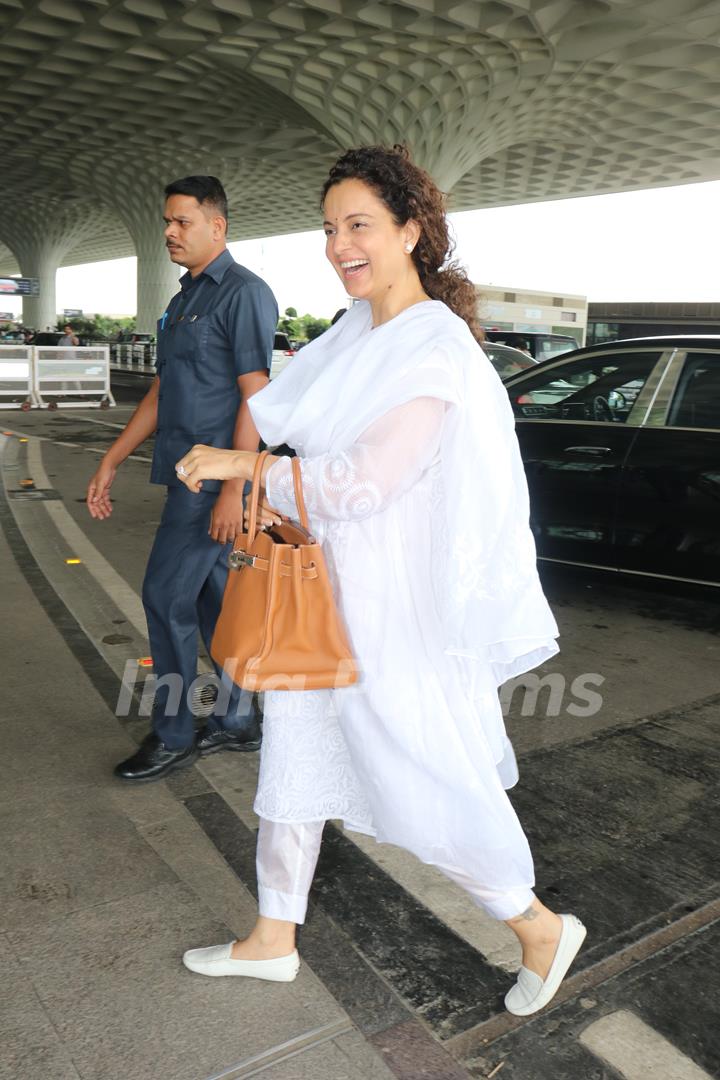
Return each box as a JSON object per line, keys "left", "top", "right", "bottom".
{"left": 256, "top": 818, "right": 535, "bottom": 924}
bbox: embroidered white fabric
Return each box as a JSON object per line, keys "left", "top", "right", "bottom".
{"left": 256, "top": 688, "right": 374, "bottom": 829}
{"left": 254, "top": 300, "right": 559, "bottom": 684}
{"left": 249, "top": 300, "right": 559, "bottom": 897}
{"left": 265, "top": 396, "right": 444, "bottom": 526}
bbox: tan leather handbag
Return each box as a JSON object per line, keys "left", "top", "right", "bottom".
{"left": 211, "top": 451, "right": 359, "bottom": 691}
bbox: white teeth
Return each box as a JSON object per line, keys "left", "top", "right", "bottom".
{"left": 341, "top": 259, "right": 368, "bottom": 269}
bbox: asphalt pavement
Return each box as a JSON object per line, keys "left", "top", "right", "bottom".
{"left": 1, "top": 373, "right": 718, "bottom": 1080}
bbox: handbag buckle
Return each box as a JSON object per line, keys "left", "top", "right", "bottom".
{"left": 229, "top": 550, "right": 256, "bottom": 571}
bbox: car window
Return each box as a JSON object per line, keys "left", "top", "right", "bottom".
{"left": 534, "top": 335, "right": 577, "bottom": 362}
{"left": 274, "top": 333, "right": 291, "bottom": 351}
{"left": 667, "top": 353, "right": 720, "bottom": 431}
{"left": 510, "top": 351, "right": 662, "bottom": 422}
{"left": 484, "top": 344, "right": 536, "bottom": 379}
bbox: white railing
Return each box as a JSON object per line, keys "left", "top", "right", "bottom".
{"left": 0, "top": 344, "right": 36, "bottom": 409}
{"left": 109, "top": 342, "right": 157, "bottom": 374}
{"left": 32, "top": 346, "right": 116, "bottom": 409}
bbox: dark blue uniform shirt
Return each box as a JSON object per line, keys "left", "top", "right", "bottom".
{"left": 152, "top": 249, "right": 277, "bottom": 492}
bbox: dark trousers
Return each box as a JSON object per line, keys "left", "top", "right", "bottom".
{"left": 142, "top": 485, "right": 257, "bottom": 749}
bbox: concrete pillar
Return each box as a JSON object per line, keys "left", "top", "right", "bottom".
{"left": 76, "top": 161, "right": 183, "bottom": 333}
{"left": 19, "top": 243, "right": 62, "bottom": 331}
{"left": 133, "top": 223, "right": 181, "bottom": 334}
{"left": 0, "top": 203, "right": 95, "bottom": 330}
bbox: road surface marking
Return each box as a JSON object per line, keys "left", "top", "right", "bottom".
{"left": 580, "top": 1009, "right": 712, "bottom": 1079}
{"left": 26, "top": 436, "right": 148, "bottom": 636}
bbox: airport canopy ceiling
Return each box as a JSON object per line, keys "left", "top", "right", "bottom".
{"left": 2, "top": 0, "right": 720, "bottom": 276}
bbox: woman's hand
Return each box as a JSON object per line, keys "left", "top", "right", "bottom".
{"left": 245, "top": 496, "right": 284, "bottom": 531}
{"left": 175, "top": 446, "right": 256, "bottom": 493}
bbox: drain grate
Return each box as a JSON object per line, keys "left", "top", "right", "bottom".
{"left": 191, "top": 683, "right": 218, "bottom": 718}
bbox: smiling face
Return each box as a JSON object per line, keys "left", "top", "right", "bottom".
{"left": 163, "top": 194, "right": 226, "bottom": 276}
{"left": 323, "top": 178, "right": 421, "bottom": 307}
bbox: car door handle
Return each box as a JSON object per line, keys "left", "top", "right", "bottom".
{"left": 563, "top": 445, "right": 613, "bottom": 454}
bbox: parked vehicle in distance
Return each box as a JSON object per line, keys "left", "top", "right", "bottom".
{"left": 484, "top": 329, "right": 578, "bottom": 362}
{"left": 270, "top": 331, "right": 294, "bottom": 380}
{"left": 33, "top": 332, "right": 64, "bottom": 346}
{"left": 482, "top": 341, "right": 537, "bottom": 380}
{"left": 503, "top": 336, "right": 720, "bottom": 586}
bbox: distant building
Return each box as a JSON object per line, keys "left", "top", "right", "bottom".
{"left": 588, "top": 301, "right": 720, "bottom": 345}
{"left": 476, "top": 285, "right": 587, "bottom": 347}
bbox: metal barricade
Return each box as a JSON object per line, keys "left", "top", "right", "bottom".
{"left": 0, "top": 344, "right": 36, "bottom": 409}
{"left": 110, "top": 342, "right": 157, "bottom": 375}
{"left": 32, "top": 346, "right": 116, "bottom": 409}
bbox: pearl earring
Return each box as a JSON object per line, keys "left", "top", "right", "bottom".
{"left": 405, "top": 243, "right": 413, "bottom": 253}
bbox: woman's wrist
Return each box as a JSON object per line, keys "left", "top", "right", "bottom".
{"left": 260, "top": 453, "right": 279, "bottom": 486}
{"left": 232, "top": 450, "right": 256, "bottom": 482}
{"left": 228, "top": 451, "right": 279, "bottom": 485}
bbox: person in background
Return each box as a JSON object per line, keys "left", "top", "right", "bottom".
{"left": 175, "top": 146, "right": 585, "bottom": 1017}
{"left": 58, "top": 324, "right": 79, "bottom": 346}
{"left": 87, "top": 175, "right": 278, "bottom": 782}
{"left": 514, "top": 338, "right": 533, "bottom": 357}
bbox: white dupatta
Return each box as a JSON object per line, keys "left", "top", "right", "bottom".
{"left": 250, "top": 299, "right": 559, "bottom": 686}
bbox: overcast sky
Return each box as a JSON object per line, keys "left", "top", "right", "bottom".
{"left": 5, "top": 178, "right": 720, "bottom": 321}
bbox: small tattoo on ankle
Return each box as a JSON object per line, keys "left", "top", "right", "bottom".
{"left": 518, "top": 906, "right": 539, "bottom": 921}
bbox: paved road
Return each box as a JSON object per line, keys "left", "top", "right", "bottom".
{"left": 1, "top": 384, "right": 718, "bottom": 1080}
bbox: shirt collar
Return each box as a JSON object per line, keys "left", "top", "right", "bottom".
{"left": 179, "top": 249, "right": 233, "bottom": 291}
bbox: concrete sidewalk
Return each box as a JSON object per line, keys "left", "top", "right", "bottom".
{"left": 0, "top": 494, "right": 398, "bottom": 1080}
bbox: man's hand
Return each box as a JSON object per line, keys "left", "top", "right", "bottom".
{"left": 87, "top": 458, "right": 117, "bottom": 520}
{"left": 209, "top": 480, "right": 246, "bottom": 545}
{"left": 84, "top": 375, "right": 158, "bottom": 521}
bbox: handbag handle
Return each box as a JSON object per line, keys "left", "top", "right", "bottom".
{"left": 246, "top": 451, "right": 311, "bottom": 544}
{"left": 291, "top": 457, "right": 311, "bottom": 532}
{"left": 246, "top": 450, "right": 269, "bottom": 545}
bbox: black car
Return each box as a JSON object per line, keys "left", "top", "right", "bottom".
{"left": 503, "top": 336, "right": 720, "bottom": 587}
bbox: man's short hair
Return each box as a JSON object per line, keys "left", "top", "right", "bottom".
{"left": 164, "top": 175, "right": 229, "bottom": 226}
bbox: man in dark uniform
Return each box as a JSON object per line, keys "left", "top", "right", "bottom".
{"left": 87, "top": 175, "right": 278, "bottom": 781}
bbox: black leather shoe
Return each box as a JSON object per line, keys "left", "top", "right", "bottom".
{"left": 196, "top": 725, "right": 262, "bottom": 756}
{"left": 114, "top": 733, "right": 199, "bottom": 782}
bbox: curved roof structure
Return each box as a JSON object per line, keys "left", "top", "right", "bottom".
{"left": 3, "top": 0, "right": 720, "bottom": 324}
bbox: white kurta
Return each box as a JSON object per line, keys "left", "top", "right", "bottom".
{"left": 249, "top": 300, "right": 560, "bottom": 896}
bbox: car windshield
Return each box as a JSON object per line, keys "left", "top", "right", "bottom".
{"left": 510, "top": 352, "right": 662, "bottom": 422}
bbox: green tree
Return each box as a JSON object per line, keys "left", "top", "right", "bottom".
{"left": 278, "top": 306, "right": 300, "bottom": 337}
{"left": 301, "top": 315, "right": 330, "bottom": 340}
{"left": 55, "top": 315, "right": 135, "bottom": 340}
{"left": 277, "top": 308, "right": 331, "bottom": 344}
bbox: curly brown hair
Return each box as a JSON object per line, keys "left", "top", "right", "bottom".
{"left": 321, "top": 145, "right": 482, "bottom": 341}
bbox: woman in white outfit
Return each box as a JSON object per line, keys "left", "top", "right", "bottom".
{"left": 176, "top": 146, "right": 585, "bottom": 1016}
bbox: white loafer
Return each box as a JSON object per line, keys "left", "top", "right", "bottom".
{"left": 182, "top": 942, "right": 300, "bottom": 982}
{"left": 505, "top": 913, "right": 586, "bottom": 1016}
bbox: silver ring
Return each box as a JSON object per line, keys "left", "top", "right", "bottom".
{"left": 176, "top": 464, "right": 187, "bottom": 477}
